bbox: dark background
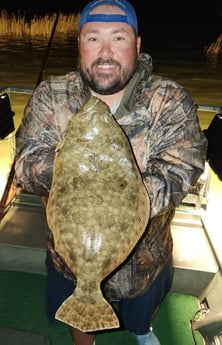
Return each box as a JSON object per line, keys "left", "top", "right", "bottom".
{"left": 1, "top": 0, "right": 222, "bottom": 44}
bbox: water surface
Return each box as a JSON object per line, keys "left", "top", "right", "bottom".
{"left": 1, "top": 35, "right": 221, "bottom": 107}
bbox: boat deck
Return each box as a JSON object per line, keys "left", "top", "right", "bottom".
{"left": 0, "top": 327, "right": 50, "bottom": 345}
{"left": 0, "top": 189, "right": 209, "bottom": 345}
{"left": 0, "top": 190, "right": 47, "bottom": 275}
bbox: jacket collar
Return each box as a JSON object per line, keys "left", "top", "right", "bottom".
{"left": 114, "top": 53, "right": 153, "bottom": 119}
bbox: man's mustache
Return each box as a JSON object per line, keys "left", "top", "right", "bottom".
{"left": 92, "top": 58, "right": 121, "bottom": 67}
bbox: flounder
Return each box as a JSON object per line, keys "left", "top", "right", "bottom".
{"left": 46, "top": 95, "right": 150, "bottom": 332}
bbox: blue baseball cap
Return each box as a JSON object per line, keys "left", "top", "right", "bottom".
{"left": 78, "top": 0, "right": 138, "bottom": 34}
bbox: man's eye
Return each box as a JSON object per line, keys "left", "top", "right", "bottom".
{"left": 88, "top": 37, "right": 98, "bottom": 42}
{"left": 114, "top": 36, "right": 125, "bottom": 41}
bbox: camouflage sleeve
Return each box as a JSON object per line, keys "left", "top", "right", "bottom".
{"left": 142, "top": 85, "right": 207, "bottom": 217}
{"left": 15, "top": 80, "right": 61, "bottom": 196}
{"left": 127, "top": 81, "right": 208, "bottom": 218}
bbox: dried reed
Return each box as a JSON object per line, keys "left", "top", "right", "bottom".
{"left": 0, "top": 10, "right": 79, "bottom": 38}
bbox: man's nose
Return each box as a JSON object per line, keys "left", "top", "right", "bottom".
{"left": 99, "top": 41, "right": 114, "bottom": 58}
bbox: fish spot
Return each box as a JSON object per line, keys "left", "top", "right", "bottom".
{"left": 108, "top": 178, "right": 128, "bottom": 192}
{"left": 85, "top": 127, "right": 99, "bottom": 140}
{"left": 118, "top": 178, "right": 127, "bottom": 189}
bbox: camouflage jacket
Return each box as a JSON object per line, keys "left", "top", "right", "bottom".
{"left": 15, "top": 53, "right": 207, "bottom": 301}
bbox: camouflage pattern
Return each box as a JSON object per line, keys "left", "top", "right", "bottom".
{"left": 15, "top": 53, "right": 207, "bottom": 300}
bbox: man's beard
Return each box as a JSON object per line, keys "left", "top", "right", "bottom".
{"left": 78, "top": 55, "right": 138, "bottom": 95}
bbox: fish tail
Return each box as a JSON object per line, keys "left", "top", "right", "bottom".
{"left": 55, "top": 289, "right": 119, "bottom": 332}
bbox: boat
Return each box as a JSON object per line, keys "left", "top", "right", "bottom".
{"left": 0, "top": 86, "right": 222, "bottom": 345}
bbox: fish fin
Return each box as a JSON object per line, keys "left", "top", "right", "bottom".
{"left": 135, "top": 184, "right": 150, "bottom": 229}
{"left": 55, "top": 290, "right": 119, "bottom": 332}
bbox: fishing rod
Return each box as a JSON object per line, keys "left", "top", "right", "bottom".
{"left": 35, "top": 12, "right": 60, "bottom": 88}
{"left": 0, "top": 12, "right": 60, "bottom": 221}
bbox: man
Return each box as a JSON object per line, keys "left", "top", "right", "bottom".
{"left": 15, "top": 0, "right": 207, "bottom": 344}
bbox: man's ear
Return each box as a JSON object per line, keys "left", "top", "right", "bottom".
{"left": 136, "top": 36, "right": 141, "bottom": 56}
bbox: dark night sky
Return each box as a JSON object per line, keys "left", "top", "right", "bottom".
{"left": 1, "top": 0, "right": 221, "bottom": 43}
{"left": 2, "top": 0, "right": 221, "bottom": 17}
